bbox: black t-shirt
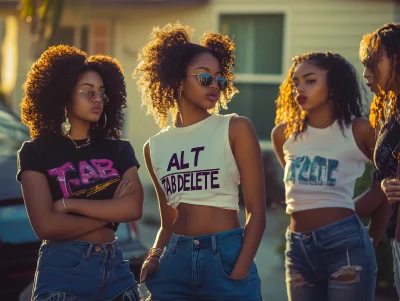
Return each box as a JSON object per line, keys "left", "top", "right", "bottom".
{"left": 373, "top": 113, "right": 400, "bottom": 239}
{"left": 16, "top": 134, "right": 140, "bottom": 232}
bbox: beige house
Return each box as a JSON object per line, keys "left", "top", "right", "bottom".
{"left": 0, "top": 0, "right": 397, "bottom": 189}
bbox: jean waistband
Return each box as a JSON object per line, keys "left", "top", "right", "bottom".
{"left": 286, "top": 214, "right": 362, "bottom": 241}
{"left": 170, "top": 227, "right": 244, "bottom": 252}
{"left": 42, "top": 238, "right": 119, "bottom": 255}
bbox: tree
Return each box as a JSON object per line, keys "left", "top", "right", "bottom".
{"left": 19, "top": 0, "right": 65, "bottom": 58}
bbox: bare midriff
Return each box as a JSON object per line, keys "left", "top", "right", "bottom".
{"left": 290, "top": 207, "right": 355, "bottom": 232}
{"left": 172, "top": 203, "right": 241, "bottom": 236}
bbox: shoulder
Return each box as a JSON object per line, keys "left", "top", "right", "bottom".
{"left": 352, "top": 117, "right": 373, "bottom": 132}
{"left": 144, "top": 140, "right": 150, "bottom": 155}
{"left": 352, "top": 117, "right": 375, "bottom": 141}
{"left": 271, "top": 123, "right": 287, "bottom": 142}
{"left": 229, "top": 115, "right": 254, "bottom": 132}
{"left": 143, "top": 140, "right": 152, "bottom": 163}
{"left": 18, "top": 136, "right": 47, "bottom": 155}
{"left": 107, "top": 138, "right": 138, "bottom": 154}
{"left": 148, "top": 127, "right": 171, "bottom": 142}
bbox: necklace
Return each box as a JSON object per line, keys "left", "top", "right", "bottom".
{"left": 179, "top": 112, "right": 185, "bottom": 127}
{"left": 67, "top": 134, "right": 92, "bottom": 149}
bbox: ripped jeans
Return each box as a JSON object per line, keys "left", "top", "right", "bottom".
{"left": 32, "top": 239, "right": 140, "bottom": 301}
{"left": 285, "top": 214, "right": 377, "bottom": 301}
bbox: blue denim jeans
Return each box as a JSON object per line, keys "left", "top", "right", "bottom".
{"left": 32, "top": 239, "right": 140, "bottom": 301}
{"left": 145, "top": 228, "right": 262, "bottom": 301}
{"left": 285, "top": 214, "right": 377, "bottom": 301}
{"left": 391, "top": 240, "right": 400, "bottom": 298}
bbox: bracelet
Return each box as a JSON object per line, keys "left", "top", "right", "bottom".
{"left": 144, "top": 256, "right": 160, "bottom": 265}
{"left": 62, "top": 198, "right": 67, "bottom": 213}
{"left": 148, "top": 247, "right": 163, "bottom": 259}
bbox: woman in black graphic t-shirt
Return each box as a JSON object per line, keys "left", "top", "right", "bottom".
{"left": 17, "top": 45, "right": 143, "bottom": 301}
{"left": 360, "top": 23, "right": 400, "bottom": 298}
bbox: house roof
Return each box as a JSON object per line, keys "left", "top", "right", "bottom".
{"left": 0, "top": 0, "right": 210, "bottom": 8}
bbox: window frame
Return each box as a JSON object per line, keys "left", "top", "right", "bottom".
{"left": 58, "top": 19, "right": 111, "bottom": 55}
{"left": 213, "top": 5, "right": 292, "bottom": 86}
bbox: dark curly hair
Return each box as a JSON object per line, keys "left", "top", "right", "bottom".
{"left": 21, "top": 45, "right": 127, "bottom": 139}
{"left": 275, "top": 52, "right": 364, "bottom": 139}
{"left": 359, "top": 22, "right": 400, "bottom": 129}
{"left": 133, "top": 22, "right": 238, "bottom": 129}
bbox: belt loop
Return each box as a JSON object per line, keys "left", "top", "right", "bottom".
{"left": 85, "top": 243, "right": 93, "bottom": 260}
{"left": 211, "top": 234, "right": 217, "bottom": 254}
{"left": 171, "top": 235, "right": 179, "bottom": 254}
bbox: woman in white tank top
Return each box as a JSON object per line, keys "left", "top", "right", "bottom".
{"left": 271, "top": 52, "right": 386, "bottom": 301}
{"left": 133, "top": 23, "right": 266, "bottom": 301}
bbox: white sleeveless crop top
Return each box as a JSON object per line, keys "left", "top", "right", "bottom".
{"left": 149, "top": 114, "right": 240, "bottom": 211}
{"left": 283, "top": 119, "right": 369, "bottom": 213}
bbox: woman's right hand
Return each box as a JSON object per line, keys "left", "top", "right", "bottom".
{"left": 113, "top": 177, "right": 132, "bottom": 199}
{"left": 140, "top": 257, "right": 159, "bottom": 283}
{"left": 381, "top": 178, "right": 400, "bottom": 204}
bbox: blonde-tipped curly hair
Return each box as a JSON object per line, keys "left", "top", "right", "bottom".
{"left": 133, "top": 22, "right": 238, "bottom": 129}
{"left": 360, "top": 23, "right": 400, "bottom": 130}
{"left": 275, "top": 52, "right": 363, "bottom": 139}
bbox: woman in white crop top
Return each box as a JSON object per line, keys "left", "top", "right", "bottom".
{"left": 271, "top": 52, "right": 387, "bottom": 301}
{"left": 133, "top": 23, "right": 266, "bottom": 301}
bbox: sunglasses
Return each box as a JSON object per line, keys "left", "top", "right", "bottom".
{"left": 188, "top": 73, "right": 228, "bottom": 91}
{"left": 77, "top": 90, "right": 109, "bottom": 105}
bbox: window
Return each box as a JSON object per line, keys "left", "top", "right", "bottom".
{"left": 220, "top": 14, "right": 285, "bottom": 140}
{"left": 49, "top": 22, "right": 110, "bottom": 55}
{"left": 50, "top": 26, "right": 88, "bottom": 52}
{"left": 88, "top": 22, "right": 111, "bottom": 55}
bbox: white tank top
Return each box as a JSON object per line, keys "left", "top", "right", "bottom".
{"left": 283, "top": 119, "right": 369, "bottom": 213}
{"left": 149, "top": 114, "right": 240, "bottom": 211}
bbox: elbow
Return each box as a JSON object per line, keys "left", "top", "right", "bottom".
{"left": 131, "top": 201, "right": 143, "bottom": 221}
{"left": 122, "top": 196, "right": 143, "bottom": 222}
{"left": 34, "top": 226, "right": 57, "bottom": 241}
{"left": 126, "top": 205, "right": 143, "bottom": 221}
{"left": 132, "top": 191, "right": 144, "bottom": 221}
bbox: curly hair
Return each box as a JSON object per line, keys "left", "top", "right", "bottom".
{"left": 275, "top": 52, "right": 364, "bottom": 139}
{"left": 133, "top": 22, "right": 238, "bottom": 129}
{"left": 359, "top": 22, "right": 400, "bottom": 130}
{"left": 21, "top": 45, "right": 127, "bottom": 139}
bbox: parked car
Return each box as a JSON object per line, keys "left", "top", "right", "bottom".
{"left": 0, "top": 101, "right": 147, "bottom": 301}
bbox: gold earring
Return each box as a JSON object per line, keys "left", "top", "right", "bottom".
{"left": 61, "top": 107, "right": 71, "bottom": 135}
{"left": 101, "top": 112, "right": 107, "bottom": 130}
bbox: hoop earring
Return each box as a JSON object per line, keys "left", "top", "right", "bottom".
{"left": 101, "top": 112, "right": 107, "bottom": 130}
{"left": 61, "top": 107, "right": 71, "bottom": 135}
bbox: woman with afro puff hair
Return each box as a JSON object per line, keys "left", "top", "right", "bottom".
{"left": 17, "top": 45, "right": 143, "bottom": 301}
{"left": 134, "top": 23, "right": 265, "bottom": 300}
{"left": 271, "top": 52, "right": 383, "bottom": 301}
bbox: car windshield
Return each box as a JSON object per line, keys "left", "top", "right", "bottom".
{"left": 0, "top": 103, "right": 29, "bottom": 155}
{"left": 0, "top": 204, "right": 39, "bottom": 243}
